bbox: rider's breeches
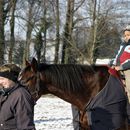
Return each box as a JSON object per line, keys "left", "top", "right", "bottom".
{"left": 123, "top": 70, "right": 130, "bottom": 103}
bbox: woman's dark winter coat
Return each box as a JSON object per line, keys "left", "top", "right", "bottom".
{"left": 0, "top": 84, "right": 36, "bottom": 130}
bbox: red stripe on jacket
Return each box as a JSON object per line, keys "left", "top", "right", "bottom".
{"left": 120, "top": 50, "right": 130, "bottom": 64}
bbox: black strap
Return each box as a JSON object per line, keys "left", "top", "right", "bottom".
{"left": 0, "top": 84, "right": 21, "bottom": 96}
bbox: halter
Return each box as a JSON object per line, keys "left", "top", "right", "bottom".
{"left": 31, "top": 71, "right": 41, "bottom": 99}
{"left": 20, "top": 71, "right": 41, "bottom": 100}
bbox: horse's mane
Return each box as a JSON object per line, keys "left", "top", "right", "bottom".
{"left": 38, "top": 64, "right": 96, "bottom": 93}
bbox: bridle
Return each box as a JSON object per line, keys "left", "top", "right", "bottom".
{"left": 19, "top": 71, "right": 41, "bottom": 100}
{"left": 32, "top": 71, "right": 41, "bottom": 99}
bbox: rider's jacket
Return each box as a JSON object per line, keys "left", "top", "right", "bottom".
{"left": 112, "top": 41, "right": 130, "bottom": 70}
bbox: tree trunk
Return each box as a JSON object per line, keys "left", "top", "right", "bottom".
{"left": 8, "top": 0, "right": 17, "bottom": 63}
{"left": 54, "top": 0, "right": 60, "bottom": 64}
{"left": 61, "top": 0, "right": 75, "bottom": 64}
{"left": 87, "top": 0, "right": 97, "bottom": 64}
{"left": 35, "top": 31, "right": 43, "bottom": 64}
{"left": 42, "top": 0, "right": 47, "bottom": 62}
{"left": 23, "top": 0, "right": 34, "bottom": 66}
{"left": 0, "top": 0, "right": 5, "bottom": 65}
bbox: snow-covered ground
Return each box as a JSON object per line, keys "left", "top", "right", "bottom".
{"left": 34, "top": 95, "right": 74, "bottom": 130}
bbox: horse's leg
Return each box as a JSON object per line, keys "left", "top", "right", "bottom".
{"left": 123, "top": 120, "right": 130, "bottom": 130}
{"left": 117, "top": 119, "right": 130, "bottom": 130}
{"left": 71, "top": 105, "right": 81, "bottom": 130}
{"left": 71, "top": 106, "right": 91, "bottom": 130}
{"left": 79, "top": 111, "right": 91, "bottom": 130}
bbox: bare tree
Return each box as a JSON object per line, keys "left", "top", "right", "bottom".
{"left": 78, "top": 0, "right": 121, "bottom": 64}
{"left": 8, "top": 0, "right": 17, "bottom": 63}
{"left": 54, "top": 0, "right": 60, "bottom": 64}
{"left": 42, "top": 0, "right": 47, "bottom": 62}
{"left": 22, "top": 0, "right": 35, "bottom": 66}
{"left": 34, "top": 31, "right": 43, "bottom": 64}
{"left": 0, "top": 0, "right": 5, "bottom": 64}
{"left": 61, "top": 0, "right": 75, "bottom": 64}
{"left": 2, "top": 0, "right": 129, "bottom": 65}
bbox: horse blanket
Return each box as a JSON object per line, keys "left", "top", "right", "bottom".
{"left": 86, "top": 75, "right": 127, "bottom": 130}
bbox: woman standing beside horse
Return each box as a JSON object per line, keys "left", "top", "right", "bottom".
{"left": 0, "top": 64, "right": 36, "bottom": 130}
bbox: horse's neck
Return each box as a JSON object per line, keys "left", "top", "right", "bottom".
{"left": 46, "top": 82, "right": 99, "bottom": 111}
{"left": 45, "top": 85, "right": 86, "bottom": 110}
{"left": 42, "top": 67, "right": 109, "bottom": 111}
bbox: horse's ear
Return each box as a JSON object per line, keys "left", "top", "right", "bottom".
{"left": 31, "top": 57, "right": 38, "bottom": 72}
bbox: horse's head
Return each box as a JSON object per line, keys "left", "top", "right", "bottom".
{"left": 18, "top": 58, "right": 42, "bottom": 100}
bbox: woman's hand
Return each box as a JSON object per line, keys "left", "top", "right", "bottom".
{"left": 114, "top": 66, "right": 121, "bottom": 71}
{"left": 111, "top": 66, "right": 115, "bottom": 69}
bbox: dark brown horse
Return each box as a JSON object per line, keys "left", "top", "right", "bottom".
{"left": 18, "top": 58, "right": 129, "bottom": 130}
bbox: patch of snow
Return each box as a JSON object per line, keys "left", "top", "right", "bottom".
{"left": 96, "top": 58, "right": 111, "bottom": 65}
{"left": 34, "top": 96, "right": 74, "bottom": 130}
